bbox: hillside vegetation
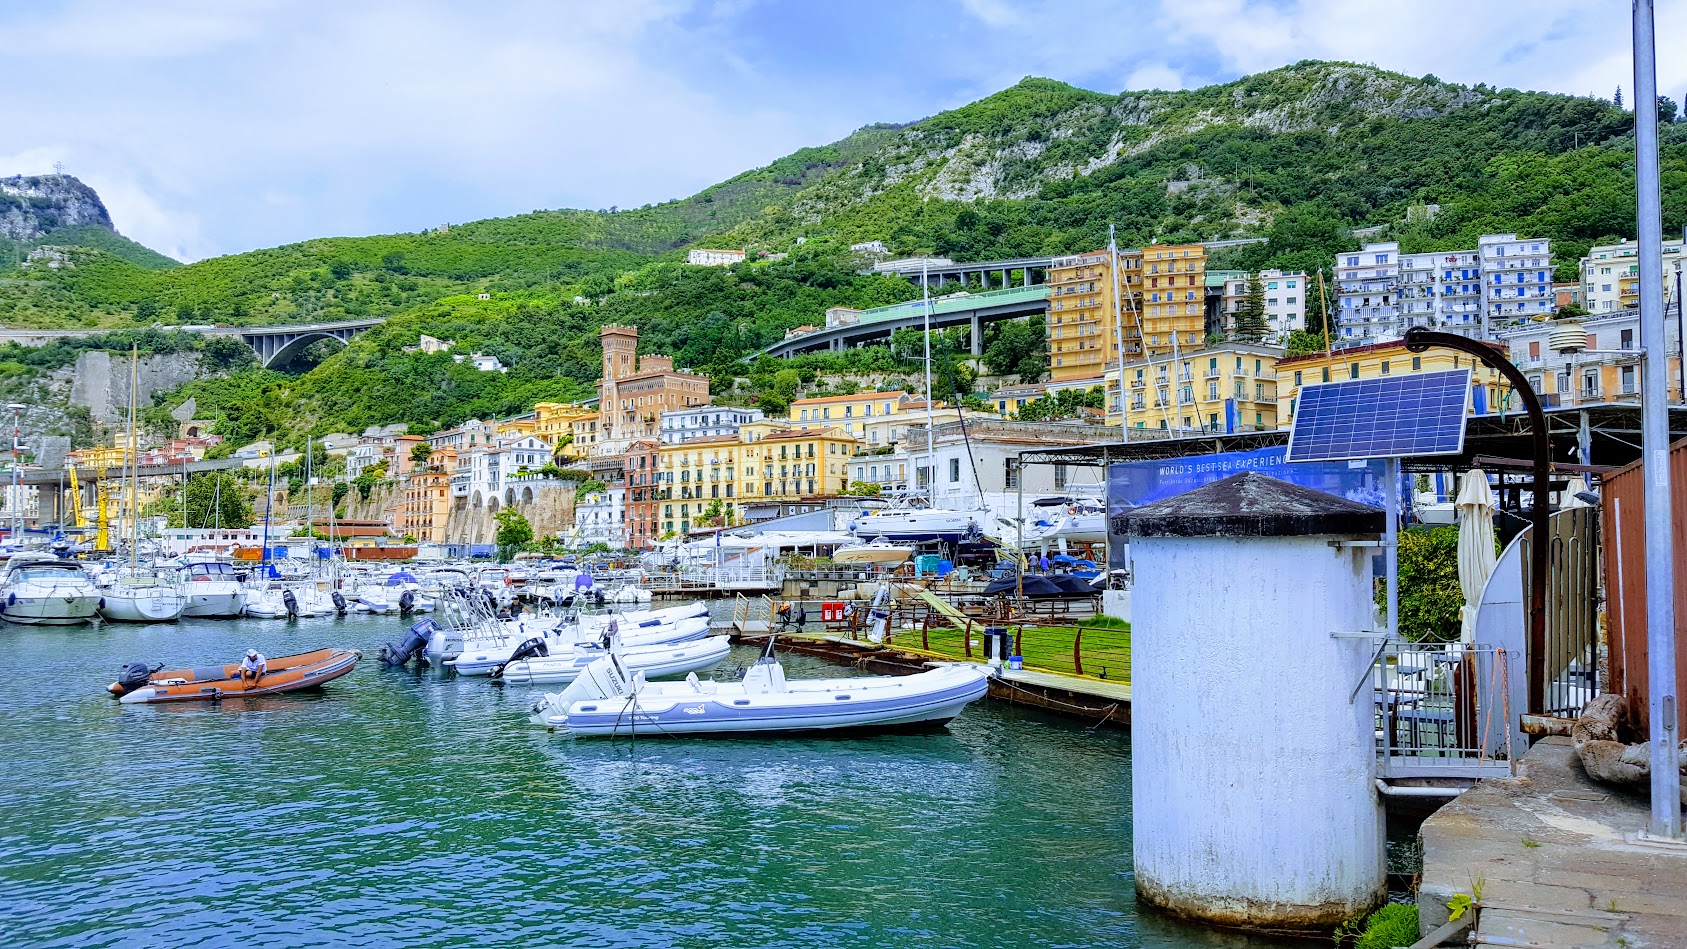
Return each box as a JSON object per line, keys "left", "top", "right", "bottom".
{"left": 6, "top": 61, "right": 1684, "bottom": 450}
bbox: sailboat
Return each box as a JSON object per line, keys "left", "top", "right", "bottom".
{"left": 99, "top": 346, "right": 188, "bottom": 623}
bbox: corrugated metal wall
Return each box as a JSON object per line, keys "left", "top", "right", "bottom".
{"left": 1600, "top": 437, "right": 1687, "bottom": 734}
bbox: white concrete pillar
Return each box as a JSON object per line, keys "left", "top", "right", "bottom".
{"left": 1126, "top": 471, "right": 1386, "bottom": 930}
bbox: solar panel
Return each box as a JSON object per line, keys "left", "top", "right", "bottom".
{"left": 1286, "top": 369, "right": 1471, "bottom": 462}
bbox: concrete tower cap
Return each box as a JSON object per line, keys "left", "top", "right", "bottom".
{"left": 1121, "top": 471, "right": 1385, "bottom": 539}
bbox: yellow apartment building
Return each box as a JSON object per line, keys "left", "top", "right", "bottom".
{"left": 1046, "top": 243, "right": 1207, "bottom": 383}
{"left": 1276, "top": 340, "right": 1510, "bottom": 427}
{"left": 653, "top": 427, "right": 856, "bottom": 535}
{"left": 789, "top": 391, "right": 915, "bottom": 435}
{"left": 1113, "top": 344, "right": 1282, "bottom": 434}
{"left": 534, "top": 402, "right": 596, "bottom": 457}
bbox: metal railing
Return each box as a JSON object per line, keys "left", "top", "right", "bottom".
{"left": 1373, "top": 641, "right": 1516, "bottom": 780}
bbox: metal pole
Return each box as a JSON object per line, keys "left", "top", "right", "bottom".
{"left": 922, "top": 259, "right": 935, "bottom": 502}
{"left": 1110, "top": 226, "right": 1128, "bottom": 427}
{"left": 9, "top": 404, "right": 22, "bottom": 542}
{"left": 1632, "top": 0, "right": 1682, "bottom": 840}
{"left": 1386, "top": 457, "right": 1400, "bottom": 635}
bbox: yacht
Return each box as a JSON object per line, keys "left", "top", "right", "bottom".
{"left": 0, "top": 555, "right": 101, "bottom": 626}
{"left": 99, "top": 566, "right": 189, "bottom": 623}
{"left": 179, "top": 560, "right": 247, "bottom": 618}
{"left": 848, "top": 502, "right": 980, "bottom": 543}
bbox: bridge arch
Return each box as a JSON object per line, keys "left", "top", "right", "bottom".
{"left": 259, "top": 332, "right": 346, "bottom": 369}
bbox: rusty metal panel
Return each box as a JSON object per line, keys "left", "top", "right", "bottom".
{"left": 1599, "top": 437, "right": 1687, "bottom": 734}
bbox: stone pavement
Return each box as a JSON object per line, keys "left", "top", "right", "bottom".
{"left": 1420, "top": 737, "right": 1687, "bottom": 948}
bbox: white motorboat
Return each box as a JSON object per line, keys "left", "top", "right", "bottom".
{"left": 530, "top": 653, "right": 991, "bottom": 736}
{"left": 449, "top": 614, "right": 712, "bottom": 676}
{"left": 498, "top": 635, "right": 732, "bottom": 686}
{"left": 0, "top": 555, "right": 101, "bottom": 626}
{"left": 99, "top": 568, "right": 188, "bottom": 623}
{"left": 179, "top": 561, "right": 246, "bottom": 618}
{"left": 848, "top": 505, "right": 979, "bottom": 542}
{"left": 832, "top": 537, "right": 915, "bottom": 565}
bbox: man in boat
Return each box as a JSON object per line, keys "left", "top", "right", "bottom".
{"left": 239, "top": 649, "right": 267, "bottom": 684}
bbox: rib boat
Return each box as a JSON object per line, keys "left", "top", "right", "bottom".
{"left": 530, "top": 653, "right": 991, "bottom": 737}
{"left": 108, "top": 648, "right": 361, "bottom": 704}
{"left": 498, "top": 635, "right": 732, "bottom": 686}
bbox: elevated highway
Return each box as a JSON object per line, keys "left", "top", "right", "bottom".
{"left": 761, "top": 284, "right": 1049, "bottom": 359}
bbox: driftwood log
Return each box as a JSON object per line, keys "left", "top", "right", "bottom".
{"left": 1571, "top": 694, "right": 1687, "bottom": 804}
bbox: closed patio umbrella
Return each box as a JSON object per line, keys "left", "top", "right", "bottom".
{"left": 1456, "top": 468, "right": 1498, "bottom": 644}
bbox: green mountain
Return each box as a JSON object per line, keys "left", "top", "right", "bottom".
{"left": 9, "top": 61, "right": 1687, "bottom": 450}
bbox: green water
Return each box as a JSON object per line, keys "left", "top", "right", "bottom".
{"left": 1, "top": 614, "right": 1296, "bottom": 948}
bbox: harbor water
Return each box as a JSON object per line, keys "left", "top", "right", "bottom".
{"left": 2, "top": 614, "right": 1301, "bottom": 948}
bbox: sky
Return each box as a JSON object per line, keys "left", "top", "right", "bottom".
{"left": 4, "top": 0, "right": 1684, "bottom": 263}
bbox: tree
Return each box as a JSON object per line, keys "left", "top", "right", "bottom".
{"left": 1614, "top": 86, "right": 1624, "bottom": 109}
{"left": 169, "top": 472, "right": 254, "bottom": 529}
{"left": 1388, "top": 526, "right": 1465, "bottom": 643}
{"left": 409, "top": 441, "right": 433, "bottom": 465}
{"left": 983, "top": 317, "right": 1047, "bottom": 382}
{"left": 494, "top": 507, "right": 533, "bottom": 561}
{"left": 1285, "top": 330, "right": 1326, "bottom": 357}
{"left": 1233, "top": 275, "right": 1269, "bottom": 342}
{"left": 1018, "top": 386, "right": 1105, "bottom": 421}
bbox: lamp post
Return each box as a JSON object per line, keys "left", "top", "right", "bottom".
{"left": 7, "top": 403, "right": 25, "bottom": 542}
{"left": 1403, "top": 330, "right": 1550, "bottom": 715}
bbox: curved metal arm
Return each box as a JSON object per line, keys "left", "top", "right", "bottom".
{"left": 1404, "top": 327, "right": 1550, "bottom": 715}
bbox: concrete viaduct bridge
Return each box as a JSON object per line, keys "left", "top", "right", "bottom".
{"left": 761, "top": 284, "right": 1050, "bottom": 359}
{"left": 0, "top": 318, "right": 384, "bottom": 368}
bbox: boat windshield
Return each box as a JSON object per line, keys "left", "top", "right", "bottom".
{"left": 183, "top": 562, "right": 237, "bottom": 580}
{"left": 11, "top": 564, "right": 83, "bottom": 582}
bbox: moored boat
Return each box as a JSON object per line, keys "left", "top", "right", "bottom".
{"left": 100, "top": 568, "right": 189, "bottom": 623}
{"left": 530, "top": 653, "right": 990, "bottom": 736}
{"left": 832, "top": 537, "right": 915, "bottom": 565}
{"left": 499, "top": 635, "right": 732, "bottom": 686}
{"left": 0, "top": 555, "right": 101, "bottom": 626}
{"left": 108, "top": 647, "right": 361, "bottom": 704}
{"left": 179, "top": 561, "right": 246, "bottom": 618}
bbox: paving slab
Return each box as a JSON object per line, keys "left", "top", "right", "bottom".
{"left": 1420, "top": 737, "right": 1687, "bottom": 948}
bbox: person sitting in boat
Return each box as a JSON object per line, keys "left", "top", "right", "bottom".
{"left": 239, "top": 649, "right": 267, "bottom": 684}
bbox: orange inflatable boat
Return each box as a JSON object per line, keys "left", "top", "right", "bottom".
{"left": 108, "top": 648, "right": 361, "bottom": 704}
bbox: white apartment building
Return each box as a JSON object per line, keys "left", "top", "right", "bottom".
{"left": 1582, "top": 239, "right": 1687, "bottom": 313}
{"left": 686, "top": 248, "right": 745, "bottom": 267}
{"left": 1478, "top": 234, "right": 1554, "bottom": 326}
{"left": 1335, "top": 242, "right": 1400, "bottom": 342}
{"left": 1338, "top": 235, "right": 1553, "bottom": 342}
{"left": 1222, "top": 269, "right": 1307, "bottom": 339}
{"left": 571, "top": 487, "right": 626, "bottom": 548}
{"left": 1397, "top": 249, "right": 1483, "bottom": 336}
{"left": 659, "top": 406, "right": 764, "bottom": 445}
{"left": 427, "top": 420, "right": 496, "bottom": 453}
{"left": 501, "top": 435, "right": 550, "bottom": 472}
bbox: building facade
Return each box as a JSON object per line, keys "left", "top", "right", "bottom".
{"left": 1045, "top": 244, "right": 1207, "bottom": 383}
{"left": 1478, "top": 234, "right": 1554, "bottom": 326}
{"left": 1335, "top": 242, "right": 1400, "bottom": 343}
{"left": 1397, "top": 249, "right": 1483, "bottom": 336}
{"left": 1582, "top": 238, "right": 1687, "bottom": 314}
{"left": 1499, "top": 311, "right": 1683, "bottom": 408}
{"left": 622, "top": 438, "right": 661, "bottom": 550}
{"left": 595, "top": 325, "right": 710, "bottom": 453}
{"left": 1219, "top": 270, "right": 1308, "bottom": 340}
{"left": 660, "top": 405, "right": 764, "bottom": 445}
{"left": 686, "top": 248, "right": 745, "bottom": 267}
{"left": 1115, "top": 344, "right": 1282, "bottom": 434}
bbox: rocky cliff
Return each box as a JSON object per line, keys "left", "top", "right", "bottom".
{"left": 0, "top": 174, "right": 113, "bottom": 241}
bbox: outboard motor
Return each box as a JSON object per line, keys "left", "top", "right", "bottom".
{"left": 282, "top": 589, "right": 299, "bottom": 619}
{"left": 490, "top": 636, "right": 549, "bottom": 679}
{"left": 379, "top": 619, "right": 437, "bottom": 666}
{"left": 592, "top": 589, "right": 606, "bottom": 608}
{"left": 399, "top": 589, "right": 416, "bottom": 615}
{"left": 331, "top": 590, "right": 348, "bottom": 615}
{"left": 109, "top": 662, "right": 156, "bottom": 697}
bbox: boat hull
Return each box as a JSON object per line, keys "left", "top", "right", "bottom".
{"left": 2, "top": 595, "right": 100, "bottom": 625}
{"left": 99, "top": 590, "right": 187, "bottom": 623}
{"left": 548, "top": 664, "right": 990, "bottom": 737}
{"left": 182, "top": 586, "right": 245, "bottom": 618}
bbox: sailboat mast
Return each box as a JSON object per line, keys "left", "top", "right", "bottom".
{"left": 1110, "top": 225, "right": 1128, "bottom": 427}
{"left": 922, "top": 259, "right": 935, "bottom": 501}
{"left": 261, "top": 449, "right": 275, "bottom": 565}
{"left": 127, "top": 345, "right": 139, "bottom": 569}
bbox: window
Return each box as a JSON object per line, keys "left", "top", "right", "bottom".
{"left": 1053, "top": 464, "right": 1068, "bottom": 489}
{"left": 1294, "top": 371, "right": 1302, "bottom": 387}
{"left": 1322, "top": 368, "right": 1331, "bottom": 383}
{"left": 1005, "top": 459, "right": 1021, "bottom": 490}
{"left": 948, "top": 458, "right": 961, "bottom": 483}
{"left": 1411, "top": 357, "right": 1422, "bottom": 371}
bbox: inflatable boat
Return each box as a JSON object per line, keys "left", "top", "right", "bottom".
{"left": 530, "top": 653, "right": 990, "bottom": 737}
{"left": 108, "top": 648, "right": 361, "bottom": 704}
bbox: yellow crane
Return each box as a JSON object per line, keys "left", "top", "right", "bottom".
{"left": 94, "top": 465, "right": 111, "bottom": 553}
{"left": 65, "top": 464, "right": 87, "bottom": 528}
